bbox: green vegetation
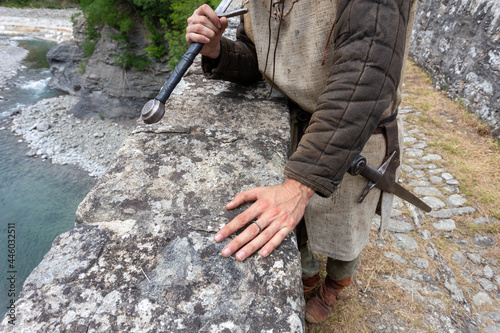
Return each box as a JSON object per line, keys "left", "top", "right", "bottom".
{"left": 78, "top": 0, "right": 220, "bottom": 69}
{"left": 0, "top": 0, "right": 79, "bottom": 9}
{"left": 2, "top": 0, "right": 221, "bottom": 69}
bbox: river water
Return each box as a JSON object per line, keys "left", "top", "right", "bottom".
{"left": 0, "top": 36, "right": 95, "bottom": 318}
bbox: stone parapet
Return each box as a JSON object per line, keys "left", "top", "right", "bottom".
{"left": 0, "top": 65, "right": 305, "bottom": 332}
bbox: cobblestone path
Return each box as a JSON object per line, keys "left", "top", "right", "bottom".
{"left": 348, "top": 105, "right": 499, "bottom": 333}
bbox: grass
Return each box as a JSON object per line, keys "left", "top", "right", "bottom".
{"left": 304, "top": 60, "right": 500, "bottom": 332}
{"left": 402, "top": 61, "right": 499, "bottom": 219}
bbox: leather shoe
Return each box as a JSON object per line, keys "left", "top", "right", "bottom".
{"left": 302, "top": 273, "right": 320, "bottom": 295}
{"left": 305, "top": 275, "right": 351, "bottom": 323}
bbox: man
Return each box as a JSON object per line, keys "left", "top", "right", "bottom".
{"left": 186, "top": 0, "right": 417, "bottom": 323}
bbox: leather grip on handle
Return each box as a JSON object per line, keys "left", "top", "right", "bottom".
{"left": 155, "top": 42, "right": 204, "bottom": 103}
{"left": 347, "top": 155, "right": 382, "bottom": 183}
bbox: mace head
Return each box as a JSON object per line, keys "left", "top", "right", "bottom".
{"left": 141, "top": 99, "right": 165, "bottom": 124}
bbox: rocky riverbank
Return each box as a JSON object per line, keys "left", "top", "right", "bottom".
{"left": 9, "top": 95, "right": 135, "bottom": 178}
{"left": 0, "top": 6, "right": 135, "bottom": 178}
{"left": 0, "top": 6, "right": 78, "bottom": 42}
{"left": 0, "top": 4, "right": 241, "bottom": 179}
{"left": 0, "top": 38, "right": 28, "bottom": 87}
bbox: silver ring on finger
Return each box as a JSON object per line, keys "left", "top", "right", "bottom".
{"left": 253, "top": 221, "right": 262, "bottom": 234}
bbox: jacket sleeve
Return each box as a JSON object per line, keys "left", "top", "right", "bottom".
{"left": 284, "top": 0, "right": 413, "bottom": 197}
{"left": 201, "top": 21, "right": 262, "bottom": 84}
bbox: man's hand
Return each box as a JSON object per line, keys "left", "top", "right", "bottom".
{"left": 215, "top": 178, "right": 315, "bottom": 261}
{"left": 186, "top": 4, "right": 228, "bottom": 59}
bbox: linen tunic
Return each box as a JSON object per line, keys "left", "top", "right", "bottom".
{"left": 204, "top": 0, "right": 418, "bottom": 260}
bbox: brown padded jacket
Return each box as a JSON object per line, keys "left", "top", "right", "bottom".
{"left": 202, "top": 0, "right": 414, "bottom": 197}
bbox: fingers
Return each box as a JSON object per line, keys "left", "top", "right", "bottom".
{"left": 220, "top": 220, "right": 263, "bottom": 259}
{"left": 215, "top": 180, "right": 313, "bottom": 261}
{"left": 233, "top": 219, "right": 281, "bottom": 260}
{"left": 215, "top": 197, "right": 261, "bottom": 242}
{"left": 196, "top": 4, "right": 221, "bottom": 29}
{"left": 185, "top": 18, "right": 215, "bottom": 44}
{"left": 258, "top": 226, "right": 293, "bottom": 258}
{"left": 218, "top": 209, "right": 297, "bottom": 261}
{"left": 225, "top": 188, "right": 260, "bottom": 210}
{"left": 221, "top": 219, "right": 294, "bottom": 261}
{"left": 185, "top": 4, "right": 227, "bottom": 45}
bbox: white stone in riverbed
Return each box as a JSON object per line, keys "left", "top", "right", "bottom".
{"left": 412, "top": 163, "right": 436, "bottom": 170}
{"left": 413, "top": 143, "right": 427, "bottom": 149}
{"left": 425, "top": 297, "right": 447, "bottom": 312}
{"left": 433, "top": 219, "right": 456, "bottom": 231}
{"left": 409, "top": 170, "right": 426, "bottom": 178}
{"left": 401, "top": 165, "right": 413, "bottom": 172}
{"left": 473, "top": 217, "right": 495, "bottom": 225}
{"left": 404, "top": 136, "right": 417, "bottom": 144}
{"left": 473, "top": 234, "right": 496, "bottom": 247}
{"left": 446, "top": 194, "right": 467, "bottom": 207}
{"left": 489, "top": 311, "right": 500, "bottom": 322}
{"left": 428, "top": 207, "right": 476, "bottom": 218}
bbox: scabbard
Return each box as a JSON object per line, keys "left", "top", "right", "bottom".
{"left": 374, "top": 112, "right": 400, "bottom": 215}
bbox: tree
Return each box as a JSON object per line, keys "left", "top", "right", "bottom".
{"left": 79, "top": 0, "right": 220, "bottom": 69}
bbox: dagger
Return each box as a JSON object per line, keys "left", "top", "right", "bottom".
{"left": 347, "top": 152, "right": 432, "bottom": 213}
{"left": 141, "top": 0, "right": 247, "bottom": 124}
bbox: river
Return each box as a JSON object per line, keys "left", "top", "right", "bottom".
{"left": 0, "top": 35, "right": 95, "bottom": 318}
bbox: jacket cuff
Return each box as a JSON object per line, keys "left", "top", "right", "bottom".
{"left": 201, "top": 37, "right": 232, "bottom": 80}
{"left": 284, "top": 164, "right": 337, "bottom": 198}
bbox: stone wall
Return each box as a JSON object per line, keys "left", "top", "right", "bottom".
{"left": 0, "top": 62, "right": 306, "bottom": 332}
{"left": 410, "top": 0, "right": 500, "bottom": 140}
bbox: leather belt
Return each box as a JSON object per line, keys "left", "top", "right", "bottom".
{"left": 373, "top": 112, "right": 397, "bottom": 135}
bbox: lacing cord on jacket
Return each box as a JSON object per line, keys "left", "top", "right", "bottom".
{"left": 263, "top": 0, "right": 285, "bottom": 98}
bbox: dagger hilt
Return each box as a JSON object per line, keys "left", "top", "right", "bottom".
{"left": 347, "top": 153, "right": 431, "bottom": 212}
{"left": 348, "top": 152, "right": 396, "bottom": 203}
